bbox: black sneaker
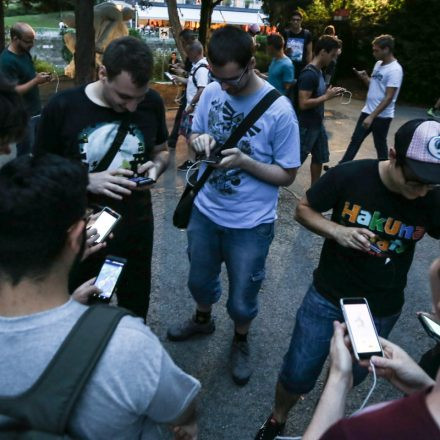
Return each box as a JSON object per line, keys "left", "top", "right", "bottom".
{"left": 255, "top": 414, "right": 285, "bottom": 440}
{"left": 177, "top": 160, "right": 195, "bottom": 171}
{"left": 230, "top": 340, "right": 252, "bottom": 386}
{"left": 167, "top": 316, "right": 215, "bottom": 341}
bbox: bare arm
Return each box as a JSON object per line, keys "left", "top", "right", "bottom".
{"left": 353, "top": 68, "right": 370, "bottom": 87}
{"left": 298, "top": 86, "right": 345, "bottom": 111}
{"left": 305, "top": 41, "right": 313, "bottom": 64}
{"left": 15, "top": 72, "right": 51, "bottom": 95}
{"left": 369, "top": 87, "right": 397, "bottom": 119}
{"left": 188, "top": 87, "right": 205, "bottom": 108}
{"left": 430, "top": 258, "right": 440, "bottom": 319}
{"left": 303, "top": 322, "right": 353, "bottom": 440}
{"left": 295, "top": 196, "right": 375, "bottom": 251}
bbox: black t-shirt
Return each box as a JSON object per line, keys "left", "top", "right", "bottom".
{"left": 282, "top": 28, "right": 312, "bottom": 77}
{"left": 35, "top": 86, "right": 168, "bottom": 217}
{"left": 307, "top": 160, "right": 440, "bottom": 317}
{"left": 297, "top": 65, "right": 326, "bottom": 128}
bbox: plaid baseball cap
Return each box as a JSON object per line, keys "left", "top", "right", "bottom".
{"left": 395, "top": 119, "right": 440, "bottom": 184}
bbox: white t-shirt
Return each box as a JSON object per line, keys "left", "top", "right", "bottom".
{"left": 0, "top": 300, "right": 200, "bottom": 439}
{"left": 186, "top": 57, "right": 210, "bottom": 111}
{"left": 363, "top": 60, "right": 403, "bottom": 118}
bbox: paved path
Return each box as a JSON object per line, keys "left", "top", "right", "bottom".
{"left": 148, "top": 99, "right": 437, "bottom": 439}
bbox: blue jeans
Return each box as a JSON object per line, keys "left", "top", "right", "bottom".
{"left": 187, "top": 207, "right": 274, "bottom": 325}
{"left": 340, "top": 112, "right": 392, "bottom": 162}
{"left": 279, "top": 284, "right": 400, "bottom": 395}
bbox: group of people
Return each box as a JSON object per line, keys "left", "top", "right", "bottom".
{"left": 0, "top": 14, "right": 440, "bottom": 440}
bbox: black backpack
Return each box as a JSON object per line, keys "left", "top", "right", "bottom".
{"left": 288, "top": 64, "right": 320, "bottom": 111}
{"left": 191, "top": 63, "right": 210, "bottom": 88}
{"left": 0, "top": 305, "right": 130, "bottom": 439}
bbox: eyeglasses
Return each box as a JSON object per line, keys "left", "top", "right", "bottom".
{"left": 401, "top": 164, "right": 440, "bottom": 190}
{"left": 209, "top": 63, "right": 249, "bottom": 87}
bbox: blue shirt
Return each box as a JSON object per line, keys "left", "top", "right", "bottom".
{"left": 192, "top": 81, "right": 301, "bottom": 229}
{"left": 268, "top": 56, "right": 294, "bottom": 95}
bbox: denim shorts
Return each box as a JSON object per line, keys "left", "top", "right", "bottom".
{"left": 187, "top": 206, "right": 274, "bottom": 325}
{"left": 299, "top": 125, "right": 329, "bottom": 165}
{"left": 279, "top": 284, "right": 400, "bottom": 395}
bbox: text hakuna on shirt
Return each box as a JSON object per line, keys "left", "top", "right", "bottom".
{"left": 191, "top": 81, "right": 301, "bottom": 229}
{"left": 363, "top": 60, "right": 403, "bottom": 118}
{"left": 0, "top": 300, "right": 200, "bottom": 439}
{"left": 34, "top": 86, "right": 168, "bottom": 215}
{"left": 297, "top": 64, "right": 326, "bottom": 128}
{"left": 307, "top": 160, "right": 440, "bottom": 317}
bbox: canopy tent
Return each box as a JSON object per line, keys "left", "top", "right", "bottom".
{"left": 136, "top": 5, "right": 266, "bottom": 25}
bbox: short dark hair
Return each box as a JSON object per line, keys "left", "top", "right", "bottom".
{"left": 179, "top": 29, "right": 196, "bottom": 44}
{"left": 324, "top": 25, "right": 336, "bottom": 36}
{"left": 208, "top": 25, "right": 253, "bottom": 68}
{"left": 314, "top": 35, "right": 342, "bottom": 56}
{"left": 373, "top": 34, "right": 395, "bottom": 53}
{"left": 0, "top": 75, "right": 28, "bottom": 144}
{"left": 267, "top": 33, "right": 284, "bottom": 51}
{"left": 291, "top": 10, "right": 303, "bottom": 20}
{"left": 0, "top": 154, "right": 88, "bottom": 285}
{"left": 103, "top": 36, "right": 153, "bottom": 86}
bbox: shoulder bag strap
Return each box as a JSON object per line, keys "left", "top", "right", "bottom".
{"left": 94, "top": 119, "right": 131, "bottom": 173}
{"left": 0, "top": 305, "right": 130, "bottom": 434}
{"left": 191, "top": 88, "right": 281, "bottom": 193}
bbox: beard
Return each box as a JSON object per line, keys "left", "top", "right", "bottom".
{"left": 0, "top": 143, "right": 17, "bottom": 168}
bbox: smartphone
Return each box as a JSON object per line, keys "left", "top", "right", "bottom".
{"left": 89, "top": 207, "right": 121, "bottom": 244}
{"left": 418, "top": 313, "right": 440, "bottom": 342}
{"left": 199, "top": 144, "right": 224, "bottom": 164}
{"left": 164, "top": 72, "right": 174, "bottom": 81}
{"left": 129, "top": 176, "right": 156, "bottom": 186}
{"left": 92, "top": 256, "right": 126, "bottom": 303}
{"left": 340, "top": 298, "right": 383, "bottom": 360}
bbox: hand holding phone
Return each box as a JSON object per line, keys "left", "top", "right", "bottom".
{"left": 418, "top": 313, "right": 440, "bottom": 342}
{"left": 340, "top": 297, "right": 383, "bottom": 360}
{"left": 88, "top": 207, "right": 121, "bottom": 244}
{"left": 92, "top": 256, "right": 126, "bottom": 303}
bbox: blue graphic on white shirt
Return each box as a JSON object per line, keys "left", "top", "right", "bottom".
{"left": 206, "top": 99, "right": 260, "bottom": 195}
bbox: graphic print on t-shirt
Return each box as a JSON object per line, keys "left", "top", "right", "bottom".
{"left": 78, "top": 122, "right": 146, "bottom": 172}
{"left": 207, "top": 99, "right": 261, "bottom": 195}
{"left": 340, "top": 201, "right": 426, "bottom": 257}
{"left": 286, "top": 37, "right": 305, "bottom": 62}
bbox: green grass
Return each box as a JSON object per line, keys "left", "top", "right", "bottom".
{"left": 5, "top": 12, "right": 64, "bottom": 29}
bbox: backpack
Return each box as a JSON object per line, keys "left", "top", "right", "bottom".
{"left": 288, "top": 64, "right": 320, "bottom": 111}
{"left": 0, "top": 305, "right": 130, "bottom": 439}
{"left": 191, "top": 63, "right": 210, "bottom": 89}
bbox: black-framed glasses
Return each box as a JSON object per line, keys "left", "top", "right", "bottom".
{"left": 209, "top": 63, "right": 250, "bottom": 87}
{"left": 401, "top": 164, "right": 440, "bottom": 190}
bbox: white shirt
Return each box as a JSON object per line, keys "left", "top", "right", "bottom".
{"left": 363, "top": 60, "right": 403, "bottom": 118}
{"left": 186, "top": 57, "right": 210, "bottom": 112}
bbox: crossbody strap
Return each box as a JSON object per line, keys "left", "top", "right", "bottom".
{"left": 94, "top": 119, "right": 130, "bottom": 173}
{"left": 0, "top": 305, "right": 130, "bottom": 434}
{"left": 191, "top": 88, "right": 281, "bottom": 193}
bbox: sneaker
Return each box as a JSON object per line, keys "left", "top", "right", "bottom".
{"left": 255, "top": 415, "right": 286, "bottom": 440}
{"left": 177, "top": 160, "right": 195, "bottom": 171}
{"left": 167, "top": 317, "right": 215, "bottom": 341}
{"left": 427, "top": 108, "right": 440, "bottom": 119}
{"left": 230, "top": 339, "right": 252, "bottom": 386}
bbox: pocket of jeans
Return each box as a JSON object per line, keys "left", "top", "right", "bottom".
{"left": 254, "top": 222, "right": 274, "bottom": 239}
{"left": 250, "top": 269, "right": 266, "bottom": 282}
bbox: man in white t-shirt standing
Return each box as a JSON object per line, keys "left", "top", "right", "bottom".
{"left": 174, "top": 40, "right": 210, "bottom": 171}
{"left": 340, "top": 34, "right": 403, "bottom": 162}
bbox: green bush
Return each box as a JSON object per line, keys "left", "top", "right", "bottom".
{"left": 128, "top": 28, "right": 143, "bottom": 40}
{"left": 32, "top": 57, "right": 63, "bottom": 75}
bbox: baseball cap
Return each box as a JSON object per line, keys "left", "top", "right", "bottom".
{"left": 249, "top": 24, "right": 260, "bottom": 35}
{"left": 395, "top": 119, "right": 440, "bottom": 184}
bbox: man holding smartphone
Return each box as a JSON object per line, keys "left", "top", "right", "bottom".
{"left": 256, "top": 119, "right": 440, "bottom": 440}
{"left": 35, "top": 37, "right": 169, "bottom": 321}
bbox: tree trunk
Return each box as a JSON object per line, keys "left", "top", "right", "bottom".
{"left": 0, "top": 0, "right": 5, "bottom": 52}
{"left": 199, "top": 0, "right": 221, "bottom": 49}
{"left": 74, "top": 0, "right": 95, "bottom": 85}
{"left": 166, "top": 0, "right": 185, "bottom": 60}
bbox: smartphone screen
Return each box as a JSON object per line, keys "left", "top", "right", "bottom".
{"left": 422, "top": 315, "right": 440, "bottom": 337}
{"left": 92, "top": 208, "right": 120, "bottom": 243}
{"left": 94, "top": 258, "right": 125, "bottom": 300}
{"left": 342, "top": 299, "right": 382, "bottom": 359}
